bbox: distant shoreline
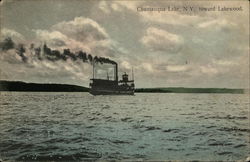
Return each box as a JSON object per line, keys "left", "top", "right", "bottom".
{"left": 135, "top": 87, "right": 245, "bottom": 94}
{"left": 0, "top": 80, "right": 247, "bottom": 94}
{"left": 0, "top": 80, "right": 89, "bottom": 92}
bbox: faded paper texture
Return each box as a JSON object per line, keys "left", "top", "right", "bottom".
{"left": 0, "top": 0, "right": 249, "bottom": 161}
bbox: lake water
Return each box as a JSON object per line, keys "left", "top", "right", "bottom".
{"left": 0, "top": 92, "right": 249, "bottom": 161}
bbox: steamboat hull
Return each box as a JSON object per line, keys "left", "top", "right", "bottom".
{"left": 89, "top": 89, "right": 134, "bottom": 95}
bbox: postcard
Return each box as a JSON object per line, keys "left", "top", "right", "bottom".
{"left": 0, "top": 0, "right": 249, "bottom": 161}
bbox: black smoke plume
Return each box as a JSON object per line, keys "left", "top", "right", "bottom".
{"left": 16, "top": 44, "right": 28, "bottom": 62}
{"left": 93, "top": 56, "right": 117, "bottom": 65}
{"left": 0, "top": 37, "right": 15, "bottom": 51}
{"left": 0, "top": 37, "right": 117, "bottom": 65}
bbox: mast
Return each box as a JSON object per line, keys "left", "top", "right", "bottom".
{"left": 115, "top": 63, "right": 118, "bottom": 82}
{"left": 132, "top": 67, "right": 134, "bottom": 81}
{"left": 107, "top": 72, "right": 109, "bottom": 80}
{"left": 93, "top": 61, "right": 95, "bottom": 79}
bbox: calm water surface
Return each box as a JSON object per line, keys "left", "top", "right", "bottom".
{"left": 0, "top": 92, "right": 249, "bottom": 161}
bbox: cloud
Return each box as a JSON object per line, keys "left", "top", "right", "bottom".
{"left": 0, "top": 49, "right": 23, "bottom": 64}
{"left": 111, "top": 3, "right": 121, "bottom": 12}
{"left": 198, "top": 19, "right": 236, "bottom": 31}
{"left": 114, "top": 1, "right": 140, "bottom": 11}
{"left": 98, "top": 1, "right": 140, "bottom": 14}
{"left": 200, "top": 65, "right": 218, "bottom": 75}
{"left": 141, "top": 62, "right": 154, "bottom": 73}
{"left": 140, "top": 11, "right": 202, "bottom": 26}
{"left": 120, "top": 60, "right": 131, "bottom": 70}
{"left": 34, "top": 29, "right": 91, "bottom": 52}
{"left": 212, "top": 59, "right": 238, "bottom": 66}
{"left": 166, "top": 65, "right": 189, "bottom": 72}
{"left": 108, "top": 1, "right": 204, "bottom": 26}
{"left": 52, "top": 17, "right": 109, "bottom": 42}
{"left": 33, "top": 17, "right": 115, "bottom": 56}
{"left": 98, "top": 1, "right": 122, "bottom": 13}
{"left": 99, "top": 1, "right": 110, "bottom": 14}
{"left": 34, "top": 30, "right": 66, "bottom": 46}
{"left": 1, "top": 28, "right": 25, "bottom": 42}
{"left": 140, "top": 27, "right": 183, "bottom": 53}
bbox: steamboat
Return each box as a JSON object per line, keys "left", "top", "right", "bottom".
{"left": 89, "top": 62, "right": 135, "bottom": 95}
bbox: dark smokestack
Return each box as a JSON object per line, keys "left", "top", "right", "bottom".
{"left": 115, "top": 63, "right": 118, "bottom": 82}
{"left": 93, "top": 61, "right": 95, "bottom": 79}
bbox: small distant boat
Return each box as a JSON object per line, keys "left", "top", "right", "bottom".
{"left": 89, "top": 62, "right": 135, "bottom": 95}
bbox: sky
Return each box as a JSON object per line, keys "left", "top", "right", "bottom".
{"left": 0, "top": 0, "right": 249, "bottom": 88}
